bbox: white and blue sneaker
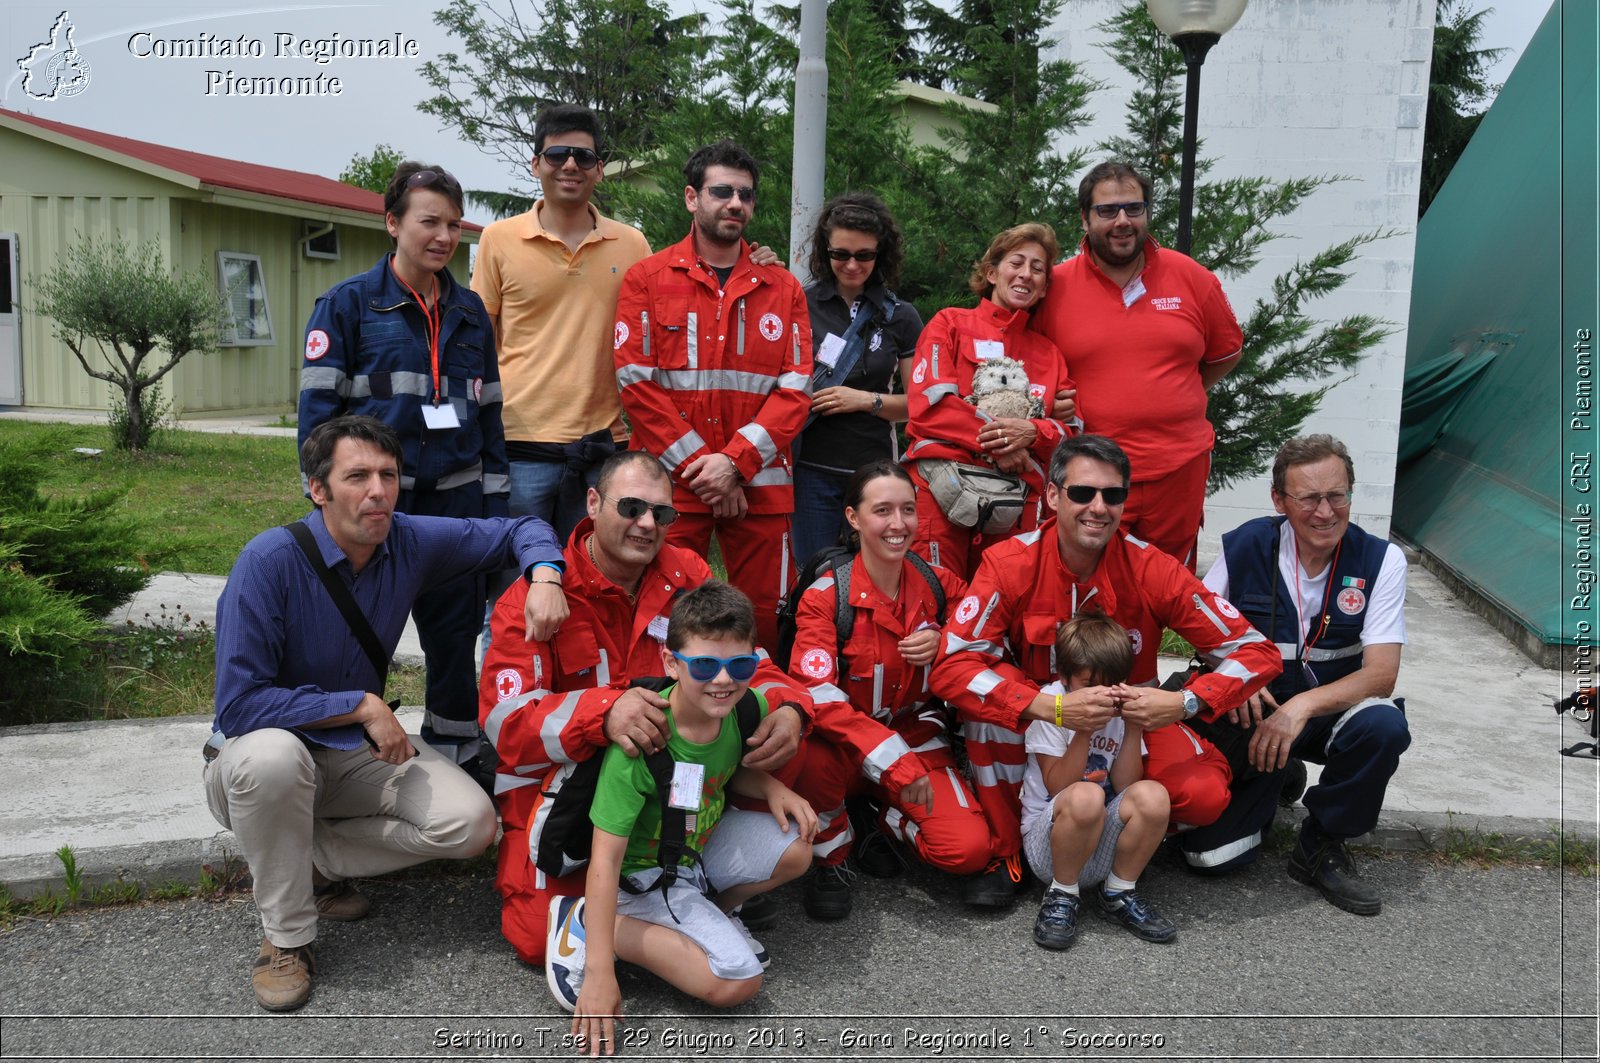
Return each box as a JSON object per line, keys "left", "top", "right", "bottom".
{"left": 730, "top": 911, "right": 771, "bottom": 970}
{"left": 545, "top": 894, "right": 587, "bottom": 1011}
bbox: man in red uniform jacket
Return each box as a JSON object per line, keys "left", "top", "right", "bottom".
{"left": 930, "top": 435, "right": 1281, "bottom": 907}
{"left": 613, "top": 140, "right": 812, "bottom": 650}
{"left": 1033, "top": 162, "right": 1243, "bottom": 570}
{"left": 479, "top": 450, "right": 812, "bottom": 962}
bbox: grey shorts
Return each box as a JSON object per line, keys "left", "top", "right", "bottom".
{"left": 1022, "top": 790, "right": 1127, "bottom": 888}
{"left": 615, "top": 807, "right": 796, "bottom": 981}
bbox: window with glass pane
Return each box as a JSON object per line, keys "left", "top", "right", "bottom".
{"left": 217, "top": 252, "right": 273, "bottom": 346}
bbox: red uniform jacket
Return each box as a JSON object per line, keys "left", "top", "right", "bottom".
{"left": 613, "top": 231, "right": 813, "bottom": 514}
{"left": 478, "top": 520, "right": 813, "bottom": 846}
{"left": 904, "top": 300, "right": 1076, "bottom": 494}
{"left": 788, "top": 555, "right": 969, "bottom": 796}
{"left": 930, "top": 521, "right": 1281, "bottom": 730}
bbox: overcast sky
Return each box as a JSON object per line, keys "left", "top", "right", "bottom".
{"left": 1, "top": 0, "right": 1556, "bottom": 228}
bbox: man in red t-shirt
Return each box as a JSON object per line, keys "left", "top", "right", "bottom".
{"left": 1033, "top": 162, "right": 1243, "bottom": 570}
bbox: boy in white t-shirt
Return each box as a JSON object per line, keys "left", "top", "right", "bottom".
{"left": 1020, "top": 614, "right": 1177, "bottom": 950}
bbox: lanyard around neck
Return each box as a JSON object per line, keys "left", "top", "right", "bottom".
{"left": 390, "top": 261, "right": 442, "bottom": 404}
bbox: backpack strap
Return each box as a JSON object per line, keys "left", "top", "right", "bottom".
{"left": 831, "top": 554, "right": 856, "bottom": 652}
{"left": 285, "top": 521, "right": 388, "bottom": 695}
{"left": 905, "top": 552, "right": 947, "bottom": 623}
{"left": 643, "top": 749, "right": 687, "bottom": 891}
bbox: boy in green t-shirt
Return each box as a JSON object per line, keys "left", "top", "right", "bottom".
{"left": 545, "top": 581, "right": 816, "bottom": 1053}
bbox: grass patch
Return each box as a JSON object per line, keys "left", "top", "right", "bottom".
{"left": 0, "top": 421, "right": 305, "bottom": 576}
{"left": 1159, "top": 630, "right": 1196, "bottom": 658}
{"left": 1428, "top": 821, "right": 1599, "bottom": 875}
{"left": 3, "top": 604, "right": 426, "bottom": 727}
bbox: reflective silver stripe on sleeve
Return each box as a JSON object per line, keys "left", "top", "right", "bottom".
{"left": 738, "top": 423, "right": 778, "bottom": 466}
{"left": 748, "top": 465, "right": 792, "bottom": 488}
{"left": 964, "top": 721, "right": 1025, "bottom": 746}
{"left": 945, "top": 767, "right": 971, "bottom": 807}
{"left": 482, "top": 472, "right": 510, "bottom": 495}
{"left": 1191, "top": 593, "right": 1232, "bottom": 637}
{"left": 299, "top": 366, "right": 349, "bottom": 395}
{"left": 617, "top": 364, "right": 653, "bottom": 388}
{"left": 922, "top": 382, "right": 960, "bottom": 405}
{"left": 806, "top": 573, "right": 837, "bottom": 594}
{"left": 538, "top": 691, "right": 585, "bottom": 764}
{"left": 966, "top": 669, "right": 1005, "bottom": 698}
{"left": 400, "top": 474, "right": 416, "bottom": 490}
{"left": 808, "top": 683, "right": 849, "bottom": 704}
{"left": 778, "top": 371, "right": 809, "bottom": 391}
{"left": 1202, "top": 625, "right": 1271, "bottom": 665}
{"left": 945, "top": 632, "right": 1004, "bottom": 658}
{"left": 595, "top": 648, "right": 610, "bottom": 687}
{"left": 687, "top": 311, "right": 699, "bottom": 369}
{"left": 479, "top": 381, "right": 504, "bottom": 405}
{"left": 482, "top": 687, "right": 552, "bottom": 748}
{"left": 493, "top": 774, "right": 538, "bottom": 796}
{"left": 862, "top": 733, "right": 914, "bottom": 784}
{"left": 662, "top": 430, "right": 708, "bottom": 471}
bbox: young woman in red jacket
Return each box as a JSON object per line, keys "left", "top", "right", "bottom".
{"left": 778, "top": 461, "right": 993, "bottom": 920}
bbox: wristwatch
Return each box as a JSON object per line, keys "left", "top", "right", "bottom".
{"left": 870, "top": 392, "right": 883, "bottom": 414}
{"left": 1181, "top": 688, "right": 1201, "bottom": 720}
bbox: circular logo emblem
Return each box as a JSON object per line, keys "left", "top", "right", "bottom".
{"left": 1214, "top": 596, "right": 1240, "bottom": 620}
{"left": 1337, "top": 587, "right": 1366, "bottom": 615}
{"left": 1128, "top": 627, "right": 1144, "bottom": 655}
{"left": 304, "top": 329, "right": 330, "bottom": 361}
{"left": 869, "top": 331, "right": 883, "bottom": 352}
{"left": 493, "top": 668, "right": 522, "bottom": 702}
{"left": 954, "top": 595, "right": 980, "bottom": 625}
{"left": 1029, "top": 383, "right": 1047, "bottom": 401}
{"left": 912, "top": 360, "right": 928, "bottom": 384}
{"left": 759, "top": 312, "right": 783, "bottom": 342}
{"left": 613, "top": 321, "right": 629, "bottom": 349}
{"left": 799, "top": 648, "right": 832, "bottom": 679}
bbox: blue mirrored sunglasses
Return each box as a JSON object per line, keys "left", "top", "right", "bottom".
{"left": 671, "top": 650, "right": 760, "bottom": 682}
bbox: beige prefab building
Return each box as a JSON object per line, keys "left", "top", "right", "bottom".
{"left": 0, "top": 109, "right": 476, "bottom": 415}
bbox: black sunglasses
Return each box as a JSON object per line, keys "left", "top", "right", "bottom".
{"left": 702, "top": 184, "right": 756, "bottom": 203}
{"left": 603, "top": 493, "right": 678, "bottom": 527}
{"left": 1090, "top": 200, "right": 1148, "bottom": 220}
{"left": 1063, "top": 484, "right": 1130, "bottom": 505}
{"left": 404, "top": 168, "right": 462, "bottom": 195}
{"left": 826, "top": 248, "right": 878, "bottom": 262}
{"left": 539, "top": 146, "right": 601, "bottom": 171}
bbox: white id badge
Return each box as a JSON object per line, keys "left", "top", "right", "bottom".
{"left": 974, "top": 339, "right": 1005, "bottom": 361}
{"left": 816, "top": 332, "right": 846, "bottom": 369}
{"left": 669, "top": 761, "right": 704, "bottom": 810}
{"left": 646, "top": 615, "right": 670, "bottom": 643}
{"left": 422, "top": 403, "right": 461, "bottom": 429}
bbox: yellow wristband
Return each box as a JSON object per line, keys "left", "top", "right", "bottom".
{"left": 1054, "top": 693, "right": 1064, "bottom": 728}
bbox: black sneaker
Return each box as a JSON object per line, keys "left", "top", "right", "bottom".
{"left": 962, "top": 854, "right": 1026, "bottom": 909}
{"left": 1279, "top": 758, "right": 1308, "bottom": 806}
{"left": 1288, "top": 834, "right": 1382, "bottom": 915}
{"left": 1096, "top": 888, "right": 1178, "bottom": 943}
{"left": 849, "top": 800, "right": 906, "bottom": 879}
{"left": 1032, "top": 888, "right": 1081, "bottom": 950}
{"left": 733, "top": 892, "right": 779, "bottom": 933}
{"left": 803, "top": 863, "right": 856, "bottom": 921}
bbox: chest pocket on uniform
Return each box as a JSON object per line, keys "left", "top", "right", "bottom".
{"left": 653, "top": 288, "right": 696, "bottom": 370}
{"left": 553, "top": 623, "right": 605, "bottom": 686}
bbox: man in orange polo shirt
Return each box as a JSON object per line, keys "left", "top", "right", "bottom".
{"left": 1033, "top": 161, "right": 1243, "bottom": 570}
{"left": 471, "top": 104, "right": 651, "bottom": 540}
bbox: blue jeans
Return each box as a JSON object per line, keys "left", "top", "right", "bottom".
{"left": 509, "top": 458, "right": 599, "bottom": 543}
{"left": 791, "top": 463, "right": 851, "bottom": 569}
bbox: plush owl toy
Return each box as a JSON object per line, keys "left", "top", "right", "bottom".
{"left": 965, "top": 355, "right": 1043, "bottom": 420}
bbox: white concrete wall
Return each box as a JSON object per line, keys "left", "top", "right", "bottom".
{"left": 1048, "top": 0, "right": 1434, "bottom": 565}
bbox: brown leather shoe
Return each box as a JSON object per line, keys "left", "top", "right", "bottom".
{"left": 252, "top": 939, "right": 315, "bottom": 1011}
{"left": 313, "top": 880, "right": 370, "bottom": 922}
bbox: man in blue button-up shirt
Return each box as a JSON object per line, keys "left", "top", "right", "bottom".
{"left": 205, "top": 415, "right": 566, "bottom": 1012}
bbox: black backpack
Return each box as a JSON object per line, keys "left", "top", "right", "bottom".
{"left": 532, "top": 677, "right": 764, "bottom": 890}
{"left": 772, "top": 546, "right": 948, "bottom": 671}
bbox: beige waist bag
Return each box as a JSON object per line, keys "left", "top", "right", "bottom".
{"left": 918, "top": 458, "right": 1028, "bottom": 534}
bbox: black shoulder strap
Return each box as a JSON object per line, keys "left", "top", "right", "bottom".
{"left": 645, "top": 749, "right": 686, "bottom": 889}
{"left": 286, "top": 521, "right": 389, "bottom": 695}
{"left": 832, "top": 554, "right": 856, "bottom": 651}
{"left": 906, "top": 552, "right": 947, "bottom": 622}
{"left": 735, "top": 688, "right": 764, "bottom": 743}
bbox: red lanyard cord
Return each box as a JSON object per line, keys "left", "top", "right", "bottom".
{"left": 390, "top": 261, "right": 442, "bottom": 404}
{"left": 1295, "top": 535, "right": 1342, "bottom": 656}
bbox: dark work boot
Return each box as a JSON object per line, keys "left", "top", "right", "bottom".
{"left": 1288, "top": 824, "right": 1382, "bottom": 915}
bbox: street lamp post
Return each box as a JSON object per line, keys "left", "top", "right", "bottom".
{"left": 1146, "top": 0, "right": 1248, "bottom": 256}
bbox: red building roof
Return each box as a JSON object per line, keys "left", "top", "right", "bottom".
{"left": 1, "top": 108, "right": 482, "bottom": 229}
